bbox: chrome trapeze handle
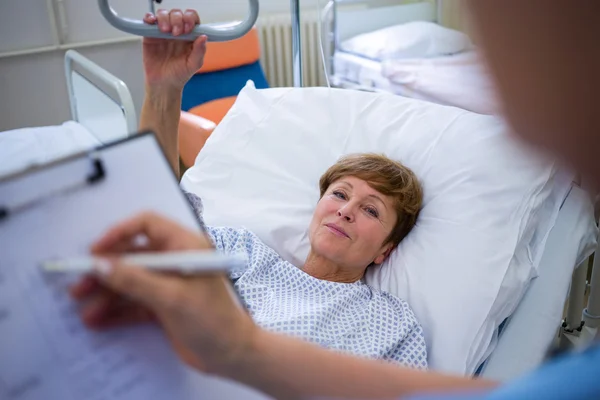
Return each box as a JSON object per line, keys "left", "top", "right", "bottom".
{"left": 98, "top": 0, "right": 259, "bottom": 42}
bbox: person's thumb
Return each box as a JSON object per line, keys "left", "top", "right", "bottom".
{"left": 93, "top": 258, "right": 180, "bottom": 312}
{"left": 189, "top": 35, "right": 207, "bottom": 71}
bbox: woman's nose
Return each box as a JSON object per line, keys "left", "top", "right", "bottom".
{"left": 337, "top": 208, "right": 354, "bottom": 222}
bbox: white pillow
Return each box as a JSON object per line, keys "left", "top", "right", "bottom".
{"left": 340, "top": 21, "right": 472, "bottom": 61}
{"left": 181, "top": 82, "right": 570, "bottom": 374}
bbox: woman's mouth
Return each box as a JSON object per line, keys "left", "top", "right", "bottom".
{"left": 325, "top": 223, "right": 350, "bottom": 238}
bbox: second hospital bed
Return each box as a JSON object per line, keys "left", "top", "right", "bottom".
{"left": 0, "top": 49, "right": 597, "bottom": 395}
{"left": 0, "top": 50, "right": 136, "bottom": 177}
{"left": 325, "top": 0, "right": 499, "bottom": 115}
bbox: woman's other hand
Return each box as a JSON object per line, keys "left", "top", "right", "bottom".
{"left": 142, "top": 9, "right": 207, "bottom": 91}
{"left": 70, "top": 212, "right": 255, "bottom": 374}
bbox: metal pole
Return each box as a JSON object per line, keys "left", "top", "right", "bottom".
{"left": 290, "top": 0, "right": 303, "bottom": 87}
{"left": 330, "top": 0, "right": 337, "bottom": 81}
{"left": 584, "top": 248, "right": 600, "bottom": 328}
{"left": 564, "top": 259, "right": 589, "bottom": 334}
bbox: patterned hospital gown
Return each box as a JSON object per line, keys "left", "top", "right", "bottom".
{"left": 185, "top": 192, "right": 428, "bottom": 369}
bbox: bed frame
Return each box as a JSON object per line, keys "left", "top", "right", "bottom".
{"left": 64, "top": 50, "right": 137, "bottom": 143}
{"left": 559, "top": 190, "right": 600, "bottom": 351}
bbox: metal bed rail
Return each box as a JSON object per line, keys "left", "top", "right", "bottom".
{"left": 561, "top": 200, "right": 600, "bottom": 349}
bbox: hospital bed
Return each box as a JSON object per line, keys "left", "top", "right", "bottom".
{"left": 180, "top": 81, "right": 598, "bottom": 378}
{"left": 1, "top": 5, "right": 599, "bottom": 391}
{"left": 323, "top": 0, "right": 499, "bottom": 115}
{"left": 0, "top": 50, "right": 135, "bottom": 177}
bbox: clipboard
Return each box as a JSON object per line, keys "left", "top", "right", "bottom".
{"left": 0, "top": 132, "right": 269, "bottom": 400}
{"left": 0, "top": 131, "right": 200, "bottom": 231}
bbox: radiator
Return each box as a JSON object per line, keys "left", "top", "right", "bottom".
{"left": 256, "top": 12, "right": 328, "bottom": 88}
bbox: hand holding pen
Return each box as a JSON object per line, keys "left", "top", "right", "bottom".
{"left": 67, "top": 211, "right": 255, "bottom": 374}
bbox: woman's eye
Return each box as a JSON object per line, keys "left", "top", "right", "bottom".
{"left": 366, "top": 207, "right": 379, "bottom": 218}
{"left": 333, "top": 191, "right": 346, "bottom": 199}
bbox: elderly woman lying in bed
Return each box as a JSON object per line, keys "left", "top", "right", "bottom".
{"left": 183, "top": 153, "right": 427, "bottom": 368}
{"left": 75, "top": 8, "right": 427, "bottom": 370}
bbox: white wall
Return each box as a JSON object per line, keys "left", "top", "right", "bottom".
{"left": 439, "top": 0, "right": 473, "bottom": 36}
{"left": 0, "top": 0, "right": 464, "bottom": 132}
{"left": 0, "top": 0, "right": 318, "bottom": 132}
{"left": 0, "top": 41, "right": 145, "bottom": 132}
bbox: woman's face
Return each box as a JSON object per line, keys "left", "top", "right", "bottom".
{"left": 308, "top": 176, "right": 397, "bottom": 271}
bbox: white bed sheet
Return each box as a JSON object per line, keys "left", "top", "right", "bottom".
{"left": 0, "top": 121, "right": 100, "bottom": 178}
{"left": 333, "top": 50, "right": 499, "bottom": 115}
{"left": 481, "top": 185, "right": 597, "bottom": 380}
{"left": 332, "top": 51, "right": 395, "bottom": 92}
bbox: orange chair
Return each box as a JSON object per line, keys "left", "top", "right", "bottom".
{"left": 179, "top": 27, "right": 269, "bottom": 168}
{"left": 178, "top": 111, "right": 216, "bottom": 171}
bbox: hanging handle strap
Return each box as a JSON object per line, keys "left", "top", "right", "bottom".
{"left": 98, "top": 0, "right": 260, "bottom": 42}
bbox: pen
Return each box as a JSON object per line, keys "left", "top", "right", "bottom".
{"left": 41, "top": 250, "right": 247, "bottom": 274}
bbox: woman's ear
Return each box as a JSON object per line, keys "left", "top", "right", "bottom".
{"left": 373, "top": 244, "right": 394, "bottom": 265}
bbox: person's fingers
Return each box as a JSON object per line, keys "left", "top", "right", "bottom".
{"left": 169, "top": 9, "right": 184, "bottom": 37}
{"left": 89, "top": 306, "right": 155, "bottom": 330}
{"left": 190, "top": 35, "right": 208, "bottom": 70}
{"left": 92, "top": 238, "right": 139, "bottom": 256}
{"left": 82, "top": 291, "right": 155, "bottom": 330}
{"left": 143, "top": 12, "right": 157, "bottom": 25}
{"left": 91, "top": 212, "right": 211, "bottom": 254}
{"left": 69, "top": 275, "right": 100, "bottom": 299}
{"left": 91, "top": 212, "right": 159, "bottom": 253}
{"left": 93, "top": 259, "right": 184, "bottom": 313}
{"left": 81, "top": 291, "right": 116, "bottom": 327}
{"left": 183, "top": 10, "right": 200, "bottom": 34}
{"left": 91, "top": 226, "right": 137, "bottom": 254}
{"left": 156, "top": 9, "right": 171, "bottom": 33}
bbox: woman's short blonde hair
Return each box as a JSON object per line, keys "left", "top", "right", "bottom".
{"left": 319, "top": 153, "right": 423, "bottom": 247}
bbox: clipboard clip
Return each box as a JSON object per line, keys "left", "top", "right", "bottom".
{"left": 87, "top": 157, "right": 106, "bottom": 184}
{"left": 0, "top": 155, "right": 106, "bottom": 222}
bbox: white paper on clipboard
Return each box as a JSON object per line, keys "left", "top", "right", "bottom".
{"left": 0, "top": 133, "right": 269, "bottom": 400}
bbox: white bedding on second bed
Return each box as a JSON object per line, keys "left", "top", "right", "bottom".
{"left": 333, "top": 50, "right": 500, "bottom": 115}
{"left": 333, "top": 51, "right": 395, "bottom": 92}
